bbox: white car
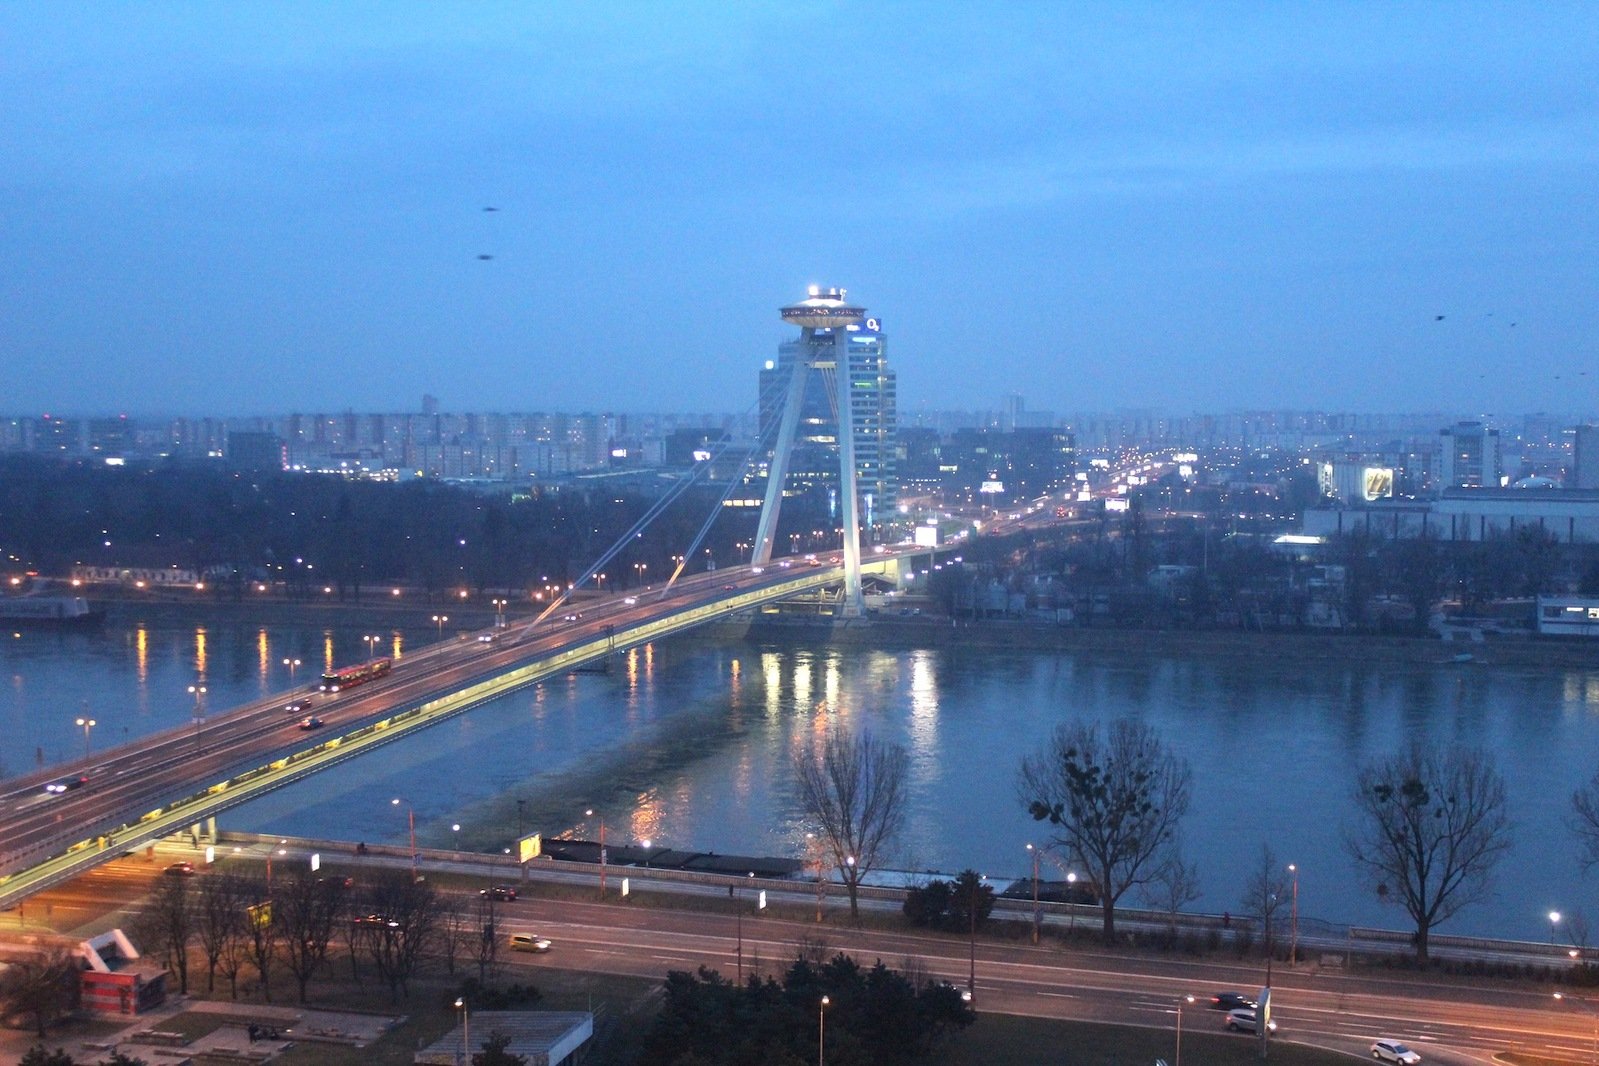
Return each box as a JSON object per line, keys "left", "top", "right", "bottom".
{"left": 509, "top": 933, "right": 552, "bottom": 953}
{"left": 1226, "top": 1009, "right": 1277, "bottom": 1034}
{"left": 1372, "top": 1041, "right": 1421, "bottom": 1065}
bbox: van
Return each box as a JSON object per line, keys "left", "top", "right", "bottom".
{"left": 508, "top": 933, "right": 551, "bottom": 953}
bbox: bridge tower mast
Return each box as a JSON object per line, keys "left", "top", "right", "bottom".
{"left": 753, "top": 286, "right": 867, "bottom": 617}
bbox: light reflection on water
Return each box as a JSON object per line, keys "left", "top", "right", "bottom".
{"left": 5, "top": 614, "right": 1599, "bottom": 942}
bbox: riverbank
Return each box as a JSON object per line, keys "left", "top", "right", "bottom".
{"left": 733, "top": 615, "right": 1599, "bottom": 669}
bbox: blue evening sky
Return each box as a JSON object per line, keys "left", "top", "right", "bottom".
{"left": 3, "top": 2, "right": 1596, "bottom": 418}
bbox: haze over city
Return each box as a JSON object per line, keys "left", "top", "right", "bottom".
{"left": 3, "top": 2, "right": 1597, "bottom": 417}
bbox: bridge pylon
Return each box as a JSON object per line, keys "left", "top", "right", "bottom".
{"left": 753, "top": 287, "right": 868, "bottom": 617}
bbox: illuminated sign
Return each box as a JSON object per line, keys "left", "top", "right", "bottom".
{"left": 1105, "top": 498, "right": 1130, "bottom": 512}
{"left": 518, "top": 833, "right": 542, "bottom": 863}
{"left": 913, "top": 526, "right": 939, "bottom": 547}
{"left": 1362, "top": 467, "right": 1394, "bottom": 501}
{"left": 692, "top": 449, "right": 712, "bottom": 462}
{"left": 1318, "top": 462, "right": 1335, "bottom": 497}
{"left": 865, "top": 317, "right": 881, "bottom": 331}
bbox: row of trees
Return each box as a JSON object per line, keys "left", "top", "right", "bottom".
{"left": 128, "top": 868, "right": 503, "bottom": 1004}
{"left": 0, "top": 456, "right": 849, "bottom": 599}
{"left": 640, "top": 952, "right": 974, "bottom": 1066}
{"left": 792, "top": 719, "right": 1545, "bottom": 964}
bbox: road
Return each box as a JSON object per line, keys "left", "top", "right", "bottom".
{"left": 26, "top": 856, "right": 1593, "bottom": 1066}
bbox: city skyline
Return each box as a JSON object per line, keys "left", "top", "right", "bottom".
{"left": 4, "top": 4, "right": 1596, "bottom": 416}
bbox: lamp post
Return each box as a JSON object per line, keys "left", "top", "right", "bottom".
{"left": 432, "top": 614, "right": 448, "bottom": 640}
{"left": 967, "top": 873, "right": 985, "bottom": 1000}
{"left": 75, "top": 711, "right": 96, "bottom": 761}
{"left": 586, "top": 808, "right": 607, "bottom": 895}
{"left": 187, "top": 684, "right": 207, "bottom": 750}
{"left": 492, "top": 598, "right": 506, "bottom": 628}
{"left": 641, "top": 838, "right": 652, "bottom": 869}
{"left": 282, "top": 657, "right": 301, "bottom": 687}
{"left": 1553, "top": 910, "right": 1564, "bottom": 946}
{"left": 1288, "top": 863, "right": 1299, "bottom": 967}
{"left": 735, "top": 871, "right": 754, "bottom": 984}
{"left": 455, "top": 996, "right": 469, "bottom": 1065}
{"left": 818, "top": 995, "right": 829, "bottom": 1066}
{"left": 1554, "top": 993, "right": 1599, "bottom": 1066}
{"left": 392, "top": 798, "right": 418, "bottom": 881}
{"left": 363, "top": 634, "right": 379, "bottom": 662}
{"left": 1175, "top": 994, "right": 1195, "bottom": 1066}
{"left": 1066, "top": 872, "right": 1078, "bottom": 935}
{"left": 1027, "top": 843, "right": 1041, "bottom": 944}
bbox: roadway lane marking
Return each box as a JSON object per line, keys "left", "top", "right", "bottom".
{"left": 1039, "top": 992, "right": 1076, "bottom": 999}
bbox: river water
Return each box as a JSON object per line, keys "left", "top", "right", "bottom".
{"left": 4, "top": 609, "right": 1598, "bottom": 943}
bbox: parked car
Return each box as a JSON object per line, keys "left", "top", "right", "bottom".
{"left": 163, "top": 861, "right": 195, "bottom": 877}
{"left": 1226, "top": 1009, "right": 1277, "bottom": 1034}
{"left": 509, "top": 933, "right": 551, "bottom": 953}
{"left": 1372, "top": 1040, "right": 1421, "bottom": 1064}
{"left": 1210, "top": 992, "right": 1257, "bottom": 1012}
{"left": 480, "top": 885, "right": 517, "bottom": 901}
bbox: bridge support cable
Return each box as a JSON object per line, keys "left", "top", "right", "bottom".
{"left": 523, "top": 371, "right": 793, "bottom": 628}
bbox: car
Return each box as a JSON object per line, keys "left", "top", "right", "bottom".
{"left": 722, "top": 584, "right": 737, "bottom": 590}
{"left": 751, "top": 566, "right": 764, "bottom": 574}
{"left": 562, "top": 612, "right": 582, "bottom": 622}
{"left": 43, "top": 776, "right": 88, "bottom": 795}
{"left": 480, "top": 885, "right": 517, "bottom": 901}
{"left": 1226, "top": 1008, "right": 1277, "bottom": 1034}
{"left": 778, "top": 560, "right": 792, "bottom": 568}
{"left": 354, "top": 913, "right": 399, "bottom": 928}
{"left": 509, "top": 933, "right": 551, "bottom": 952}
{"left": 1209, "top": 992, "right": 1257, "bottom": 1012}
{"left": 284, "top": 699, "right": 312, "bottom": 714}
{"left": 623, "top": 596, "right": 637, "bottom": 605}
{"left": 477, "top": 633, "right": 497, "bottom": 643}
{"left": 163, "top": 861, "right": 195, "bottom": 876}
{"left": 297, "top": 715, "right": 324, "bottom": 730}
{"left": 1372, "top": 1041, "right": 1421, "bottom": 1065}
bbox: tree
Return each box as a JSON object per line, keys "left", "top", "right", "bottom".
{"left": 477, "top": 1032, "right": 528, "bottom": 1066}
{"left": 365, "top": 871, "right": 447, "bottom": 1000}
{"left": 194, "top": 873, "right": 247, "bottom": 993}
{"left": 239, "top": 877, "right": 278, "bottom": 1001}
{"left": 0, "top": 948, "right": 79, "bottom": 1037}
{"left": 1345, "top": 743, "right": 1511, "bottom": 963}
{"left": 276, "top": 876, "right": 344, "bottom": 1003}
{"left": 1019, "top": 718, "right": 1192, "bottom": 941}
{"left": 1139, "top": 847, "right": 1201, "bottom": 938}
{"left": 1571, "top": 769, "right": 1599, "bottom": 871}
{"left": 1239, "top": 843, "right": 1292, "bottom": 959}
{"left": 136, "top": 875, "right": 194, "bottom": 994}
{"left": 19, "top": 1047, "right": 76, "bottom": 1066}
{"left": 792, "top": 728, "right": 910, "bottom": 920}
{"left": 946, "top": 870, "right": 994, "bottom": 934}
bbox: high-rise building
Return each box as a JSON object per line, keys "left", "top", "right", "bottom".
{"left": 1574, "top": 425, "right": 1599, "bottom": 490}
{"left": 1439, "top": 421, "right": 1502, "bottom": 490}
{"left": 757, "top": 294, "right": 897, "bottom": 524}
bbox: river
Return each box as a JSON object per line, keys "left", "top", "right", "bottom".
{"left": 4, "top": 606, "right": 1598, "bottom": 943}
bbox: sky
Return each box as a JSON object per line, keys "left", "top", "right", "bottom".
{"left": 3, "top": 1, "right": 1597, "bottom": 419}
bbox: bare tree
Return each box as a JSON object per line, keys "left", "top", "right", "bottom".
{"left": 473, "top": 895, "right": 502, "bottom": 983}
{"left": 1239, "top": 842, "right": 1292, "bottom": 958}
{"left": 1570, "top": 770, "right": 1599, "bottom": 871}
{"left": 194, "top": 873, "right": 246, "bottom": 993}
{"left": 276, "top": 877, "right": 344, "bottom": 1003}
{"left": 1139, "top": 846, "right": 1201, "bottom": 938}
{"left": 366, "top": 871, "right": 447, "bottom": 1000}
{"left": 792, "top": 727, "right": 910, "bottom": 920}
{"left": 129, "top": 876, "right": 194, "bottom": 994}
{"left": 1019, "top": 718, "right": 1192, "bottom": 941}
{"left": 0, "top": 946, "right": 79, "bottom": 1037}
{"left": 240, "top": 876, "right": 278, "bottom": 1001}
{"left": 1345, "top": 743, "right": 1511, "bottom": 963}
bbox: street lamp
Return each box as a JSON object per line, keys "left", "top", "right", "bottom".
{"left": 818, "top": 995, "right": 829, "bottom": 1066}
{"left": 282, "top": 657, "right": 301, "bottom": 687}
{"left": 586, "top": 808, "right": 607, "bottom": 895}
{"left": 1066, "top": 872, "right": 1078, "bottom": 935}
{"left": 1553, "top": 910, "right": 1564, "bottom": 946}
{"left": 641, "top": 838, "right": 652, "bottom": 869}
{"left": 736, "top": 871, "right": 754, "bottom": 984}
{"left": 75, "top": 712, "right": 96, "bottom": 760}
{"left": 432, "top": 614, "right": 448, "bottom": 639}
{"left": 392, "top": 798, "right": 418, "bottom": 881}
{"left": 1026, "top": 843, "right": 1042, "bottom": 944}
{"left": 1288, "top": 863, "right": 1299, "bottom": 966}
{"left": 1175, "top": 994, "right": 1196, "bottom": 1066}
{"left": 455, "top": 997, "right": 470, "bottom": 1066}
{"left": 363, "top": 634, "right": 380, "bottom": 662}
{"left": 967, "top": 873, "right": 985, "bottom": 1000}
{"left": 491, "top": 598, "right": 506, "bottom": 628}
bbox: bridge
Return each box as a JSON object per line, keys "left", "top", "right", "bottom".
{"left": 0, "top": 286, "right": 966, "bottom": 909}
{"left": 0, "top": 551, "right": 932, "bottom": 909}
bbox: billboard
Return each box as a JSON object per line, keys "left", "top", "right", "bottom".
{"left": 518, "top": 833, "right": 542, "bottom": 863}
{"left": 1362, "top": 467, "right": 1394, "bottom": 501}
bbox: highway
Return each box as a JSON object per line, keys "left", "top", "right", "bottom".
{"left": 23, "top": 855, "right": 1591, "bottom": 1066}
{"left": 0, "top": 553, "right": 914, "bottom": 903}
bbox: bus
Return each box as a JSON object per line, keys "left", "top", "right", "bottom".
{"left": 320, "top": 657, "right": 393, "bottom": 693}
